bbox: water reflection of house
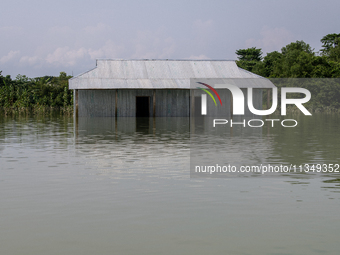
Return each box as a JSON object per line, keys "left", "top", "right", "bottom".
{"left": 69, "top": 59, "right": 275, "bottom": 118}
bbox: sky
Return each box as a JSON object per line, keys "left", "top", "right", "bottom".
{"left": 0, "top": 0, "right": 339, "bottom": 78}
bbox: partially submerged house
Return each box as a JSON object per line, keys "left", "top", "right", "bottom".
{"left": 69, "top": 59, "right": 275, "bottom": 118}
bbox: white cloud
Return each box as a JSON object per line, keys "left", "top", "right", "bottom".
{"left": 0, "top": 50, "right": 20, "bottom": 63}
{"left": 131, "top": 29, "right": 176, "bottom": 59}
{"left": 48, "top": 26, "right": 73, "bottom": 35}
{"left": 193, "top": 19, "right": 214, "bottom": 32}
{"left": 88, "top": 40, "right": 125, "bottom": 59}
{"left": 46, "top": 47, "right": 88, "bottom": 66}
{"left": 19, "top": 56, "right": 41, "bottom": 65}
{"left": 42, "top": 41, "right": 124, "bottom": 67}
{"left": 83, "top": 23, "right": 111, "bottom": 35}
{"left": 245, "top": 26, "right": 295, "bottom": 54}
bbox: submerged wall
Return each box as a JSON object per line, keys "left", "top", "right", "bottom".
{"left": 77, "top": 89, "right": 190, "bottom": 117}
{"left": 76, "top": 89, "right": 262, "bottom": 117}
{"left": 78, "top": 90, "right": 116, "bottom": 117}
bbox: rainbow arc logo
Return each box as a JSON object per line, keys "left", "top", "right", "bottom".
{"left": 195, "top": 81, "right": 311, "bottom": 116}
{"left": 196, "top": 82, "right": 222, "bottom": 115}
{"left": 196, "top": 82, "right": 222, "bottom": 106}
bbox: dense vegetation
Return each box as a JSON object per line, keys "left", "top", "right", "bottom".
{"left": 236, "top": 33, "right": 340, "bottom": 112}
{"left": 0, "top": 72, "right": 73, "bottom": 115}
{"left": 0, "top": 33, "right": 339, "bottom": 114}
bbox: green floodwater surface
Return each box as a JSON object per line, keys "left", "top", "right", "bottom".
{"left": 0, "top": 114, "right": 340, "bottom": 255}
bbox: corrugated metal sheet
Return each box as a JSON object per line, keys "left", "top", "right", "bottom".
{"left": 69, "top": 59, "right": 275, "bottom": 89}
{"left": 145, "top": 60, "right": 173, "bottom": 79}
{"left": 167, "top": 60, "right": 195, "bottom": 78}
{"left": 211, "top": 61, "right": 243, "bottom": 78}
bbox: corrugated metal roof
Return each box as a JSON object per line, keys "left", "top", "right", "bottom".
{"left": 69, "top": 59, "right": 275, "bottom": 89}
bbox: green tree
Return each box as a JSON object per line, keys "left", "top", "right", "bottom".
{"left": 252, "top": 51, "right": 282, "bottom": 77}
{"left": 270, "top": 41, "right": 315, "bottom": 78}
{"left": 281, "top": 40, "right": 314, "bottom": 55}
{"left": 0, "top": 71, "right": 74, "bottom": 109}
{"left": 320, "top": 33, "right": 340, "bottom": 54}
{"left": 235, "top": 47, "right": 263, "bottom": 72}
{"left": 0, "top": 71, "right": 3, "bottom": 87}
{"left": 320, "top": 33, "right": 340, "bottom": 63}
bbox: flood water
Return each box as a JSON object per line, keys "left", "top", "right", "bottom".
{"left": 0, "top": 114, "right": 340, "bottom": 255}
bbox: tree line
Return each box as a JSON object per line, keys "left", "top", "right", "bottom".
{"left": 0, "top": 33, "right": 339, "bottom": 114}
{"left": 236, "top": 33, "right": 340, "bottom": 112}
{"left": 0, "top": 71, "right": 73, "bottom": 114}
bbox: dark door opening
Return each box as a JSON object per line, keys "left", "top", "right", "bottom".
{"left": 136, "top": 96, "right": 150, "bottom": 117}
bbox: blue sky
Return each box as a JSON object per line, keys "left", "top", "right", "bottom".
{"left": 1, "top": 0, "right": 339, "bottom": 78}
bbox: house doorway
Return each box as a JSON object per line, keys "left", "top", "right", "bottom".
{"left": 136, "top": 96, "right": 150, "bottom": 117}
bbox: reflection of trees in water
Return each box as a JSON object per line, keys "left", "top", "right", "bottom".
{"left": 1, "top": 114, "right": 339, "bottom": 192}
{"left": 75, "top": 117, "right": 190, "bottom": 180}
{"left": 267, "top": 114, "right": 340, "bottom": 192}
{"left": 190, "top": 114, "right": 340, "bottom": 192}
{"left": 76, "top": 117, "right": 190, "bottom": 142}
{"left": 0, "top": 114, "right": 73, "bottom": 149}
{"left": 267, "top": 113, "right": 340, "bottom": 165}
{"left": 322, "top": 178, "right": 340, "bottom": 193}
